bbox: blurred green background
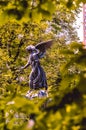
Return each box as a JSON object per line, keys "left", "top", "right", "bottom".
{"left": 0, "top": 0, "right": 86, "bottom": 130}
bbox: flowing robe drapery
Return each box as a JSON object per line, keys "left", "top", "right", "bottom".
{"left": 27, "top": 52, "right": 47, "bottom": 90}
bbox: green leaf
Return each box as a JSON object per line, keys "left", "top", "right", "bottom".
{"left": 41, "top": 1, "right": 56, "bottom": 14}
{"left": 31, "top": 9, "right": 42, "bottom": 23}
{"left": 14, "top": 96, "right": 30, "bottom": 108}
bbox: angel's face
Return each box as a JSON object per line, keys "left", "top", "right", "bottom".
{"left": 26, "top": 49, "right": 32, "bottom": 53}
{"left": 28, "top": 50, "right": 33, "bottom": 53}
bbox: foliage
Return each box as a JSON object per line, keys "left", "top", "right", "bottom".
{"left": 0, "top": 0, "right": 84, "bottom": 24}
{"left": 0, "top": 1, "right": 86, "bottom": 130}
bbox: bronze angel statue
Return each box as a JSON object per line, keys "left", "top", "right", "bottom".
{"left": 21, "top": 40, "right": 53, "bottom": 97}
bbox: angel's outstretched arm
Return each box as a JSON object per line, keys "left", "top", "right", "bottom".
{"left": 21, "top": 59, "right": 30, "bottom": 70}
{"left": 22, "top": 62, "right": 30, "bottom": 69}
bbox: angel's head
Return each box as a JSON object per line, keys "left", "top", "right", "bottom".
{"left": 26, "top": 45, "right": 37, "bottom": 53}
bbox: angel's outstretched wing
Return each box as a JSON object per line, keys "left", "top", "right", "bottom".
{"left": 35, "top": 40, "right": 53, "bottom": 58}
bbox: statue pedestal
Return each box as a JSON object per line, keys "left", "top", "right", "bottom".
{"left": 25, "top": 90, "right": 48, "bottom": 99}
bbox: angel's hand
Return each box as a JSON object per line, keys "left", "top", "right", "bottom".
{"left": 20, "top": 67, "right": 24, "bottom": 70}
{"left": 16, "top": 67, "right": 24, "bottom": 74}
